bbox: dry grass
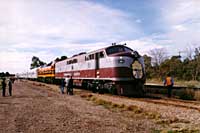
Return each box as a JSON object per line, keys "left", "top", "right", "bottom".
{"left": 194, "top": 90, "right": 200, "bottom": 101}
{"left": 155, "top": 117, "right": 186, "bottom": 125}
{"left": 79, "top": 93, "right": 163, "bottom": 121}
{"left": 125, "top": 105, "right": 143, "bottom": 114}
{"left": 160, "top": 129, "right": 200, "bottom": 133}
{"left": 177, "top": 89, "right": 195, "bottom": 100}
{"left": 79, "top": 93, "right": 195, "bottom": 131}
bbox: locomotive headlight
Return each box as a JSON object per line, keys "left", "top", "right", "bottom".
{"left": 118, "top": 56, "right": 125, "bottom": 63}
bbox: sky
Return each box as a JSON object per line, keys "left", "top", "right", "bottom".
{"left": 0, "top": 0, "right": 200, "bottom": 73}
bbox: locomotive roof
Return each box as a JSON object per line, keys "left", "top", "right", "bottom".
{"left": 105, "top": 44, "right": 133, "bottom": 50}
{"left": 56, "top": 44, "right": 133, "bottom": 64}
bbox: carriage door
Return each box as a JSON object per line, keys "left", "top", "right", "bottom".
{"left": 95, "top": 52, "right": 100, "bottom": 78}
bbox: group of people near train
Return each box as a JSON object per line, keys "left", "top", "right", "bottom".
{"left": 1, "top": 75, "right": 173, "bottom": 98}
{"left": 1, "top": 78, "right": 13, "bottom": 97}
{"left": 60, "top": 76, "right": 74, "bottom": 95}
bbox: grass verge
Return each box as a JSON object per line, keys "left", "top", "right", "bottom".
{"left": 80, "top": 93, "right": 200, "bottom": 132}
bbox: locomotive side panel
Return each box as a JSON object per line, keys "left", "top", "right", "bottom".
{"left": 55, "top": 53, "right": 136, "bottom": 81}
{"left": 98, "top": 56, "right": 134, "bottom": 80}
{"left": 54, "top": 44, "right": 146, "bottom": 96}
{"left": 38, "top": 65, "right": 55, "bottom": 78}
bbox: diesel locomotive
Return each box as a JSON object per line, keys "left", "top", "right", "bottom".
{"left": 16, "top": 44, "right": 146, "bottom": 96}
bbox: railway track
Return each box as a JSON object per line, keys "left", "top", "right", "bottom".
{"left": 74, "top": 88, "right": 200, "bottom": 113}
{"left": 145, "top": 83, "right": 200, "bottom": 90}
{"left": 134, "top": 98, "right": 200, "bottom": 112}
{"left": 26, "top": 80, "right": 200, "bottom": 113}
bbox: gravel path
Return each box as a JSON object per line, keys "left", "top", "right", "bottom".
{"left": 0, "top": 80, "right": 165, "bottom": 133}
{"left": 92, "top": 94, "right": 200, "bottom": 130}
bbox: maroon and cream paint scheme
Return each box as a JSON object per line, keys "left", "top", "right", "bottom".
{"left": 55, "top": 48, "right": 142, "bottom": 80}
{"left": 55, "top": 45, "right": 145, "bottom": 95}
{"left": 17, "top": 45, "right": 145, "bottom": 96}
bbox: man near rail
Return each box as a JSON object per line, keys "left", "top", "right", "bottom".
{"left": 60, "top": 79, "right": 65, "bottom": 94}
{"left": 1, "top": 78, "right": 6, "bottom": 97}
{"left": 66, "top": 76, "right": 73, "bottom": 95}
{"left": 164, "top": 74, "right": 174, "bottom": 98}
{"left": 8, "top": 78, "right": 12, "bottom": 96}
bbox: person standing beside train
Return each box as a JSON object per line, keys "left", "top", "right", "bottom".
{"left": 8, "top": 78, "right": 12, "bottom": 96}
{"left": 66, "top": 76, "right": 73, "bottom": 95}
{"left": 164, "top": 73, "right": 174, "bottom": 98}
{"left": 60, "top": 79, "right": 65, "bottom": 94}
{"left": 1, "top": 78, "right": 6, "bottom": 97}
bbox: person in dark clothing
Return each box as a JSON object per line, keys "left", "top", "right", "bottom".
{"left": 8, "top": 79, "right": 12, "bottom": 96}
{"left": 67, "top": 77, "right": 73, "bottom": 95}
{"left": 60, "top": 79, "right": 65, "bottom": 94}
{"left": 1, "top": 78, "right": 6, "bottom": 97}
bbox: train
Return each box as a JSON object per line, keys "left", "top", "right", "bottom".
{"left": 16, "top": 44, "right": 146, "bottom": 96}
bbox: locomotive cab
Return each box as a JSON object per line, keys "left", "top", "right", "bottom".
{"left": 104, "top": 45, "right": 146, "bottom": 96}
{"left": 105, "top": 45, "right": 145, "bottom": 80}
{"left": 55, "top": 44, "right": 146, "bottom": 96}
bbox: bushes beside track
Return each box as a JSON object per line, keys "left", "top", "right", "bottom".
{"left": 145, "top": 85, "right": 200, "bottom": 101}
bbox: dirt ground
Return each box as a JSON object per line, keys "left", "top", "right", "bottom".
{"left": 0, "top": 80, "right": 199, "bottom": 133}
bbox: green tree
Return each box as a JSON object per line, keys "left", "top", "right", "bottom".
{"left": 55, "top": 56, "right": 68, "bottom": 62}
{"left": 193, "top": 47, "right": 200, "bottom": 80}
{"left": 143, "top": 55, "right": 154, "bottom": 79}
{"left": 30, "top": 56, "right": 46, "bottom": 69}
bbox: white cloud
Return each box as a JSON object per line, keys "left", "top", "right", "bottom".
{"left": 0, "top": 0, "right": 140, "bottom": 45}
{"left": 173, "top": 25, "right": 187, "bottom": 31}
{"left": 0, "top": 0, "right": 141, "bottom": 73}
{"left": 135, "top": 19, "right": 142, "bottom": 23}
{"left": 159, "top": 0, "right": 200, "bottom": 53}
{"left": 163, "top": 0, "right": 200, "bottom": 25}
{"left": 0, "top": 50, "right": 56, "bottom": 73}
{"left": 2, "top": 0, "right": 200, "bottom": 74}
{"left": 120, "top": 38, "right": 165, "bottom": 56}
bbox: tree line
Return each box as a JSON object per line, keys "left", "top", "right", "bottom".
{"left": 144, "top": 47, "right": 200, "bottom": 81}
{"left": 30, "top": 56, "right": 67, "bottom": 69}
{"left": 0, "top": 72, "right": 11, "bottom": 77}
{"left": 30, "top": 46, "right": 200, "bottom": 81}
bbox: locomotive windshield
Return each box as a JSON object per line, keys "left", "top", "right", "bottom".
{"left": 106, "top": 46, "right": 132, "bottom": 55}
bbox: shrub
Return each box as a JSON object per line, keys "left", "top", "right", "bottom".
{"left": 194, "top": 90, "right": 200, "bottom": 101}
{"left": 178, "top": 89, "right": 195, "bottom": 100}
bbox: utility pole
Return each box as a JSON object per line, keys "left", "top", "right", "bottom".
{"left": 178, "top": 51, "right": 187, "bottom": 59}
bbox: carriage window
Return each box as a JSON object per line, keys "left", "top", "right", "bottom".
{"left": 85, "top": 56, "right": 89, "bottom": 61}
{"left": 99, "top": 51, "right": 104, "bottom": 58}
{"left": 73, "top": 59, "right": 77, "bottom": 63}
{"left": 89, "top": 54, "right": 94, "bottom": 60}
{"left": 85, "top": 54, "right": 94, "bottom": 61}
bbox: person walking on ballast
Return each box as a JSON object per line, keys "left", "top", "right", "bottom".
{"left": 60, "top": 79, "right": 65, "bottom": 94}
{"left": 67, "top": 77, "right": 73, "bottom": 95}
{"left": 164, "top": 73, "right": 174, "bottom": 98}
{"left": 8, "top": 78, "right": 12, "bottom": 96}
{"left": 1, "top": 78, "right": 6, "bottom": 97}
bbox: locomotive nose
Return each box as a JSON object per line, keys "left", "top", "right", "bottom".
{"left": 131, "top": 53, "right": 146, "bottom": 82}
